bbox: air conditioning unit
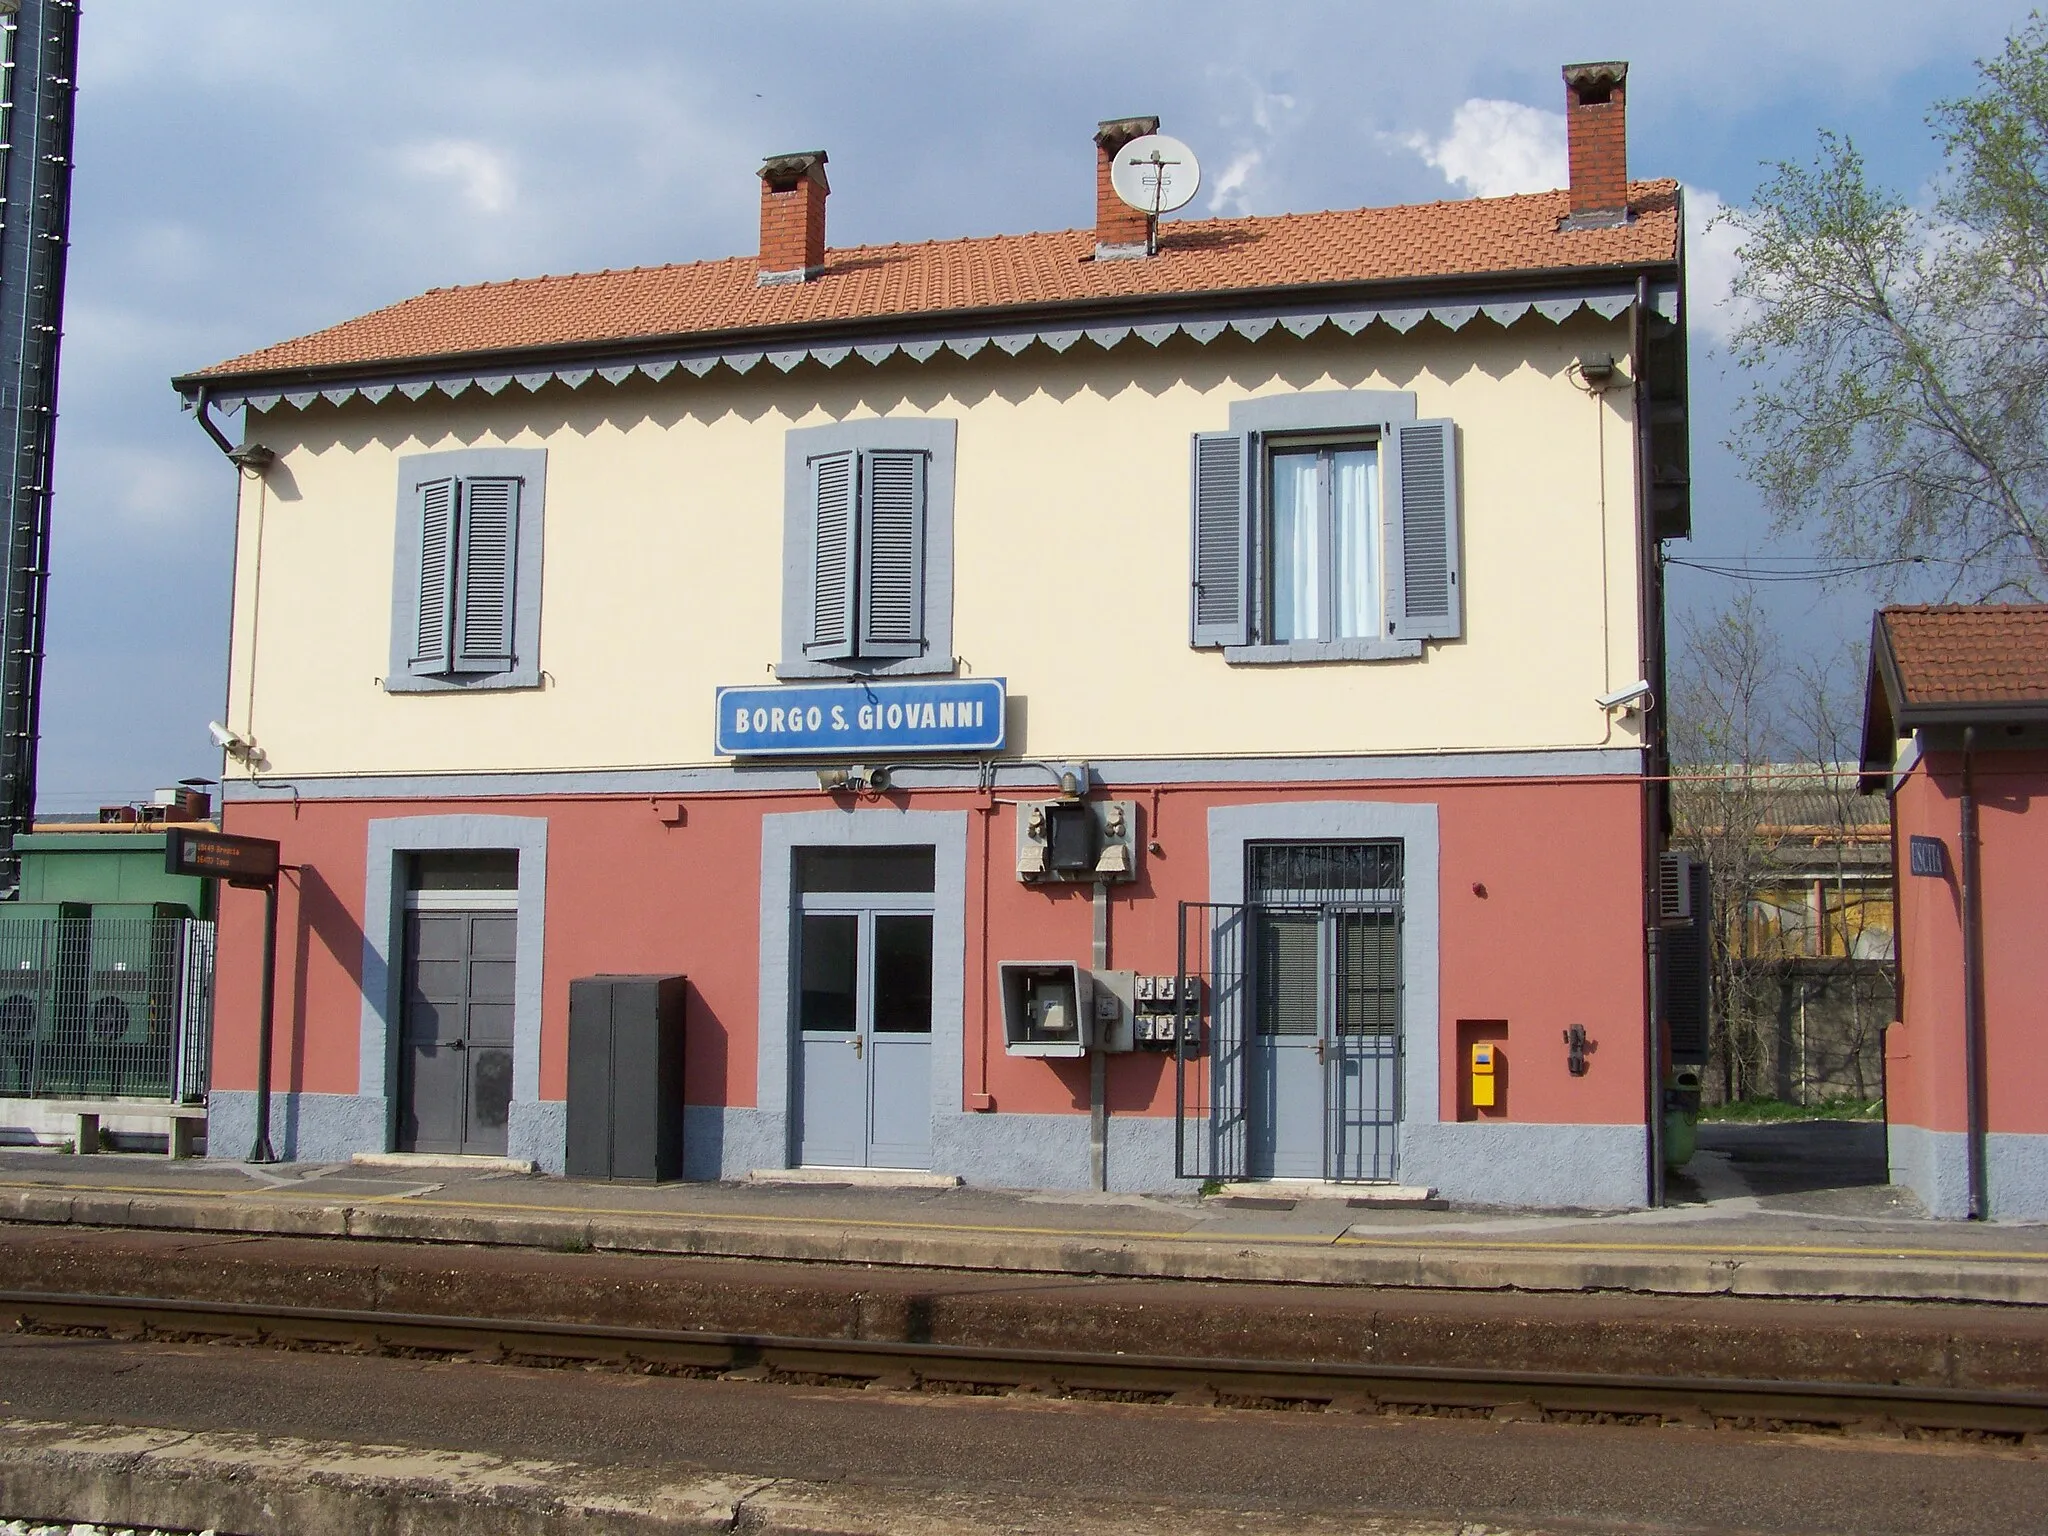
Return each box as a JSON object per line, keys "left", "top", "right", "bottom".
{"left": 1657, "top": 851, "right": 1696, "bottom": 923}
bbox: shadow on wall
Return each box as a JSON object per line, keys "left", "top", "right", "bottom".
{"left": 284, "top": 863, "right": 369, "bottom": 1097}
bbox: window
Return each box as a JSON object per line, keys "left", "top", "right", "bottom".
{"left": 389, "top": 448, "right": 546, "bottom": 692}
{"left": 780, "top": 419, "right": 956, "bottom": 678}
{"left": 1190, "top": 390, "right": 1460, "bottom": 661}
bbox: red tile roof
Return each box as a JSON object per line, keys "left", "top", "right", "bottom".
{"left": 188, "top": 182, "right": 1681, "bottom": 382}
{"left": 1881, "top": 605, "right": 2048, "bottom": 706}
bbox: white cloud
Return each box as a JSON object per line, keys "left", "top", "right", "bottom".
{"left": 1203, "top": 79, "right": 1302, "bottom": 216}
{"left": 1207, "top": 149, "right": 1263, "bottom": 216}
{"left": 1683, "top": 185, "right": 1752, "bottom": 346}
{"left": 399, "top": 138, "right": 516, "bottom": 215}
{"left": 1404, "top": 98, "right": 1566, "bottom": 199}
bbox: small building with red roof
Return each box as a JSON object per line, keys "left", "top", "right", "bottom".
{"left": 1862, "top": 604, "right": 2048, "bottom": 1218}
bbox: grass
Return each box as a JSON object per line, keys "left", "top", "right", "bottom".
{"left": 1698, "top": 1095, "right": 1883, "bottom": 1123}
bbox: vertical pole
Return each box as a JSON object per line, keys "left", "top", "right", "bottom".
{"left": 249, "top": 881, "right": 278, "bottom": 1163}
{"left": 1090, "top": 879, "right": 1109, "bottom": 1191}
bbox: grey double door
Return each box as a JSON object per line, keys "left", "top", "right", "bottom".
{"left": 796, "top": 896, "right": 934, "bottom": 1169}
{"left": 1244, "top": 842, "right": 1404, "bottom": 1182}
{"left": 398, "top": 910, "right": 515, "bottom": 1156}
{"left": 1248, "top": 904, "right": 1402, "bottom": 1179}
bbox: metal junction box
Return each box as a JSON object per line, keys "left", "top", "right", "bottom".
{"left": 1000, "top": 962, "right": 1093, "bottom": 1057}
{"left": 567, "top": 974, "right": 687, "bottom": 1182}
{"left": 1016, "top": 799, "right": 1138, "bottom": 883}
{"left": 999, "top": 964, "right": 1136, "bottom": 1056}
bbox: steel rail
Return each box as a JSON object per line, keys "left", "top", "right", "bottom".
{"left": 8, "top": 1288, "right": 2048, "bottom": 1437}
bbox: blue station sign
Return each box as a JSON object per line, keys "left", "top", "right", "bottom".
{"left": 715, "top": 677, "right": 1006, "bottom": 758}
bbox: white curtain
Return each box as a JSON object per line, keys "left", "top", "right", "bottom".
{"left": 1331, "top": 447, "right": 1379, "bottom": 639}
{"left": 1270, "top": 451, "right": 1319, "bottom": 641}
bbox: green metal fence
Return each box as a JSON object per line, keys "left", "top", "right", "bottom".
{"left": 0, "top": 917, "right": 214, "bottom": 1102}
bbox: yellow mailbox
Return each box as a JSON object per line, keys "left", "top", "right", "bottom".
{"left": 1471, "top": 1042, "right": 1497, "bottom": 1109}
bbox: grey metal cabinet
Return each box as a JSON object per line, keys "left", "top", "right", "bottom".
{"left": 566, "top": 974, "right": 686, "bottom": 1182}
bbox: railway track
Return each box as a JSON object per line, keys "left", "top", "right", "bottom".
{"left": 9, "top": 1287, "right": 2048, "bottom": 1442}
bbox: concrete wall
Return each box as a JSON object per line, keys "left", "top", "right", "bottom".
{"left": 218, "top": 316, "right": 1646, "bottom": 783}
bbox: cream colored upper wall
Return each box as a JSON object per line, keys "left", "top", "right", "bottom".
{"left": 223, "top": 316, "right": 1648, "bottom": 779}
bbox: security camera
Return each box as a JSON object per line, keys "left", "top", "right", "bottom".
{"left": 1595, "top": 680, "right": 1654, "bottom": 712}
{"left": 207, "top": 721, "right": 261, "bottom": 763}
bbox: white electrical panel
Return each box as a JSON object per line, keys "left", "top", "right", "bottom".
{"left": 1015, "top": 799, "right": 1139, "bottom": 884}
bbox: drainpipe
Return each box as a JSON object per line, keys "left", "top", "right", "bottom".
{"left": 1630, "top": 274, "right": 1666, "bottom": 1206}
{"left": 1960, "top": 727, "right": 1987, "bottom": 1219}
{"left": 1091, "top": 879, "right": 1110, "bottom": 1191}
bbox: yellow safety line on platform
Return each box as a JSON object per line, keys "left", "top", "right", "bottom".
{"left": 5, "top": 1176, "right": 2048, "bottom": 1265}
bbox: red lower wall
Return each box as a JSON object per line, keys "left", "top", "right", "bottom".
{"left": 214, "top": 775, "right": 1650, "bottom": 1129}
{"left": 1890, "top": 749, "right": 2048, "bottom": 1136}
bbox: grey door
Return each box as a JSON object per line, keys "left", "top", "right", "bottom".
{"left": 399, "top": 910, "right": 516, "bottom": 1156}
{"left": 796, "top": 905, "right": 934, "bottom": 1169}
{"left": 1245, "top": 843, "right": 1403, "bottom": 1182}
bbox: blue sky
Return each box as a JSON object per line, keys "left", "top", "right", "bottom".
{"left": 35, "top": 0, "right": 2033, "bottom": 811}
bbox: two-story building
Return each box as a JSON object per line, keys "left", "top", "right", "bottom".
{"left": 174, "top": 61, "right": 1690, "bottom": 1207}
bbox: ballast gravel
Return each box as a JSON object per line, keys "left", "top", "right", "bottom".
{"left": 2, "top": 1523, "right": 216, "bottom": 1535}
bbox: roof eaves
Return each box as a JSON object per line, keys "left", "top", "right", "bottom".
{"left": 172, "top": 256, "right": 1681, "bottom": 397}
{"left": 1858, "top": 612, "right": 1905, "bottom": 793}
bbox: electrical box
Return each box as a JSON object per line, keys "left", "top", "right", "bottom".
{"left": 1470, "top": 1041, "right": 1497, "bottom": 1108}
{"left": 1132, "top": 972, "right": 1204, "bottom": 1052}
{"left": 1000, "top": 962, "right": 1095, "bottom": 1057}
{"left": 1016, "top": 799, "right": 1139, "bottom": 883}
{"left": 1092, "top": 969, "right": 1136, "bottom": 1053}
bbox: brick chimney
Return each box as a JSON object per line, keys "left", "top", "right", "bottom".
{"left": 1561, "top": 62, "right": 1629, "bottom": 228}
{"left": 1094, "top": 116, "right": 1159, "bottom": 259}
{"left": 757, "top": 151, "right": 829, "bottom": 285}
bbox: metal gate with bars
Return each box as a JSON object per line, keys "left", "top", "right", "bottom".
{"left": 0, "top": 917, "right": 214, "bottom": 1102}
{"left": 1176, "top": 842, "right": 1404, "bottom": 1183}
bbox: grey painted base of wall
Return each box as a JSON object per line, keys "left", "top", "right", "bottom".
{"left": 1401, "top": 1121, "right": 1649, "bottom": 1210}
{"left": 1889, "top": 1123, "right": 2048, "bottom": 1220}
{"left": 207, "top": 1091, "right": 567, "bottom": 1172}
{"left": 683, "top": 1106, "right": 1190, "bottom": 1192}
{"left": 696, "top": 1109, "right": 1640, "bottom": 1204}
{"left": 207, "top": 1091, "right": 390, "bottom": 1166}
{"left": 205, "top": 1091, "right": 1646, "bottom": 1208}
{"left": 509, "top": 1100, "right": 567, "bottom": 1174}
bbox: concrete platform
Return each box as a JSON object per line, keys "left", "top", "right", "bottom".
{"left": 0, "top": 1122, "right": 2044, "bottom": 1305}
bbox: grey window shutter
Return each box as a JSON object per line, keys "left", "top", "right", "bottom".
{"left": 408, "top": 476, "right": 458, "bottom": 675}
{"left": 453, "top": 476, "right": 520, "bottom": 672}
{"left": 858, "top": 448, "right": 926, "bottom": 658}
{"left": 807, "top": 450, "right": 857, "bottom": 659}
{"left": 1386, "top": 418, "right": 1461, "bottom": 641}
{"left": 1189, "top": 431, "right": 1251, "bottom": 647}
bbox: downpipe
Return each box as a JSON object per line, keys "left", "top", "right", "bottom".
{"left": 1961, "top": 727, "right": 1988, "bottom": 1219}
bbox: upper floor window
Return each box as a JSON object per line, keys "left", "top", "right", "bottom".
{"left": 779, "top": 418, "right": 956, "bottom": 678}
{"left": 1191, "top": 391, "right": 1460, "bottom": 662}
{"left": 388, "top": 447, "right": 546, "bottom": 692}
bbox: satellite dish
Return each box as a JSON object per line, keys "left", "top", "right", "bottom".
{"left": 1110, "top": 134, "right": 1201, "bottom": 217}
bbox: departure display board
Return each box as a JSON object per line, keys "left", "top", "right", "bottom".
{"left": 164, "top": 828, "right": 281, "bottom": 888}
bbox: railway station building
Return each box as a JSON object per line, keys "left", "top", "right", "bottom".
{"left": 176, "top": 62, "right": 1694, "bottom": 1208}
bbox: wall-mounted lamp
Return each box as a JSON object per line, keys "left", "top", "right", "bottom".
{"left": 1575, "top": 354, "right": 1618, "bottom": 390}
{"left": 227, "top": 443, "right": 276, "bottom": 473}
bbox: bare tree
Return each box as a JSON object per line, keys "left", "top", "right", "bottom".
{"left": 1784, "top": 644, "right": 1893, "bottom": 1101}
{"left": 1668, "top": 594, "right": 1783, "bottom": 1103}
